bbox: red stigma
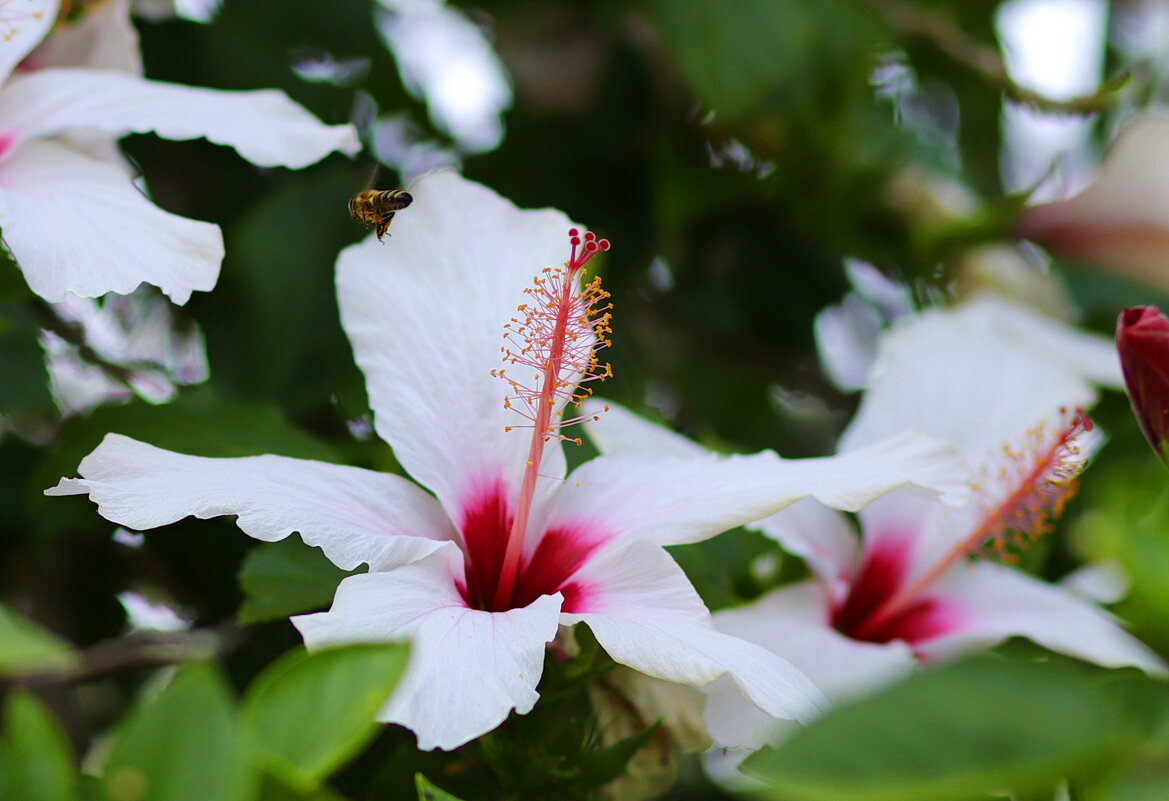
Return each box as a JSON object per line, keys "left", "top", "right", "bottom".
{"left": 567, "top": 228, "right": 609, "bottom": 273}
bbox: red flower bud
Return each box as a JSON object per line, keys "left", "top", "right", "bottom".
{"left": 1117, "top": 305, "right": 1169, "bottom": 460}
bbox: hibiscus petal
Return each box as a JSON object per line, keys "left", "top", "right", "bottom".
{"left": 920, "top": 561, "right": 1167, "bottom": 674}
{"left": 551, "top": 429, "right": 967, "bottom": 550}
{"left": 0, "top": 140, "right": 222, "bottom": 303}
{"left": 968, "top": 294, "right": 1121, "bottom": 387}
{"left": 841, "top": 298, "right": 1099, "bottom": 465}
{"left": 293, "top": 553, "right": 563, "bottom": 751}
{"left": 561, "top": 542, "right": 828, "bottom": 727}
{"left": 841, "top": 298, "right": 1107, "bottom": 583}
{"left": 0, "top": 68, "right": 359, "bottom": 167}
{"left": 45, "top": 434, "right": 455, "bottom": 572}
{"left": 705, "top": 582, "right": 916, "bottom": 748}
{"left": 20, "top": 0, "right": 141, "bottom": 74}
{"left": 0, "top": 0, "right": 55, "bottom": 84}
{"left": 335, "top": 171, "right": 576, "bottom": 517}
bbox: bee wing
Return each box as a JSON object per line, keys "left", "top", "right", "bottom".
{"left": 362, "top": 162, "right": 382, "bottom": 191}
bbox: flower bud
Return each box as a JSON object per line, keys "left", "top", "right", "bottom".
{"left": 1117, "top": 305, "right": 1169, "bottom": 460}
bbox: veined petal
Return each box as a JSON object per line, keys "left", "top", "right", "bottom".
{"left": 336, "top": 171, "right": 576, "bottom": 518}
{"left": 20, "top": 0, "right": 141, "bottom": 74}
{"left": 0, "top": 0, "right": 55, "bottom": 84}
{"left": 920, "top": 562, "right": 1166, "bottom": 674}
{"left": 581, "top": 398, "right": 874, "bottom": 594}
{"left": 0, "top": 68, "right": 359, "bottom": 167}
{"left": 45, "top": 434, "right": 456, "bottom": 572}
{"left": 0, "top": 140, "right": 221, "bottom": 303}
{"left": 549, "top": 430, "right": 966, "bottom": 550}
{"left": 294, "top": 554, "right": 563, "bottom": 751}
{"left": 705, "top": 582, "right": 915, "bottom": 748}
{"left": 561, "top": 542, "right": 828, "bottom": 727}
{"left": 841, "top": 299, "right": 1099, "bottom": 465}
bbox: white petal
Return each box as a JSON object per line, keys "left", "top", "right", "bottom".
{"left": 920, "top": 561, "right": 1166, "bottom": 674}
{"left": 581, "top": 398, "right": 708, "bottom": 459}
{"left": 0, "top": 0, "right": 55, "bottom": 84}
{"left": 705, "top": 582, "right": 915, "bottom": 748}
{"left": 549, "top": 429, "right": 967, "bottom": 550}
{"left": 375, "top": 1, "right": 510, "bottom": 153}
{"left": 294, "top": 554, "right": 563, "bottom": 751}
{"left": 0, "top": 68, "right": 360, "bottom": 167}
{"left": 751, "top": 499, "right": 858, "bottom": 600}
{"left": 45, "top": 434, "right": 455, "bottom": 572}
{"left": 963, "top": 293, "right": 1122, "bottom": 387}
{"left": 841, "top": 299, "right": 1099, "bottom": 467}
{"left": 1060, "top": 560, "right": 1129, "bottom": 605}
{"left": 845, "top": 258, "right": 913, "bottom": 318}
{"left": 561, "top": 542, "right": 828, "bottom": 726}
{"left": 0, "top": 140, "right": 222, "bottom": 303}
{"left": 814, "top": 292, "right": 884, "bottom": 392}
{"left": 336, "top": 171, "right": 576, "bottom": 517}
{"left": 21, "top": 0, "right": 141, "bottom": 73}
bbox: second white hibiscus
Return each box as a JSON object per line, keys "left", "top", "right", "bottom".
{"left": 48, "top": 172, "right": 969, "bottom": 750}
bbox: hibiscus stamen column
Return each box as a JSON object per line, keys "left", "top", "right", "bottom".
{"left": 848, "top": 408, "right": 1092, "bottom": 642}
{"left": 490, "top": 229, "right": 612, "bottom": 611}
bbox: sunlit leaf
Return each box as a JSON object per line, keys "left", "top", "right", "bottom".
{"left": 239, "top": 644, "right": 408, "bottom": 784}
{"left": 1, "top": 692, "right": 79, "bottom": 801}
{"left": 104, "top": 663, "right": 250, "bottom": 801}
{"left": 0, "top": 604, "right": 76, "bottom": 677}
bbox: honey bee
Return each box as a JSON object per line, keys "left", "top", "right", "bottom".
{"left": 348, "top": 188, "right": 413, "bottom": 241}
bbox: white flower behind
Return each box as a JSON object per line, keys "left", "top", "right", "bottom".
{"left": 585, "top": 297, "right": 1165, "bottom": 758}
{"left": 0, "top": 0, "right": 360, "bottom": 304}
{"left": 48, "top": 172, "right": 972, "bottom": 751}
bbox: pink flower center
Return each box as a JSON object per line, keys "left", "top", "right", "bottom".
{"left": 833, "top": 409, "right": 1092, "bottom": 650}
{"left": 830, "top": 535, "right": 954, "bottom": 646}
{"left": 457, "top": 480, "right": 598, "bottom": 613}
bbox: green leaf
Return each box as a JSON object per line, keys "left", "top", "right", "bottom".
{"left": 237, "top": 536, "right": 360, "bottom": 624}
{"left": 415, "top": 774, "right": 466, "bottom": 801}
{"left": 206, "top": 166, "right": 366, "bottom": 412}
{"left": 254, "top": 771, "right": 347, "bottom": 801}
{"left": 652, "top": 0, "right": 882, "bottom": 120}
{"left": 0, "top": 604, "right": 76, "bottom": 677}
{"left": 239, "top": 644, "right": 409, "bottom": 785}
{"left": 745, "top": 656, "right": 1148, "bottom": 801}
{"left": 104, "top": 663, "right": 250, "bottom": 801}
{"left": 653, "top": 0, "right": 814, "bottom": 118}
{"left": 576, "top": 722, "right": 660, "bottom": 791}
{"left": 1, "top": 692, "right": 79, "bottom": 801}
{"left": 0, "top": 301, "right": 52, "bottom": 413}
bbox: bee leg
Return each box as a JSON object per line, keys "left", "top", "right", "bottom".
{"left": 375, "top": 212, "right": 396, "bottom": 241}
